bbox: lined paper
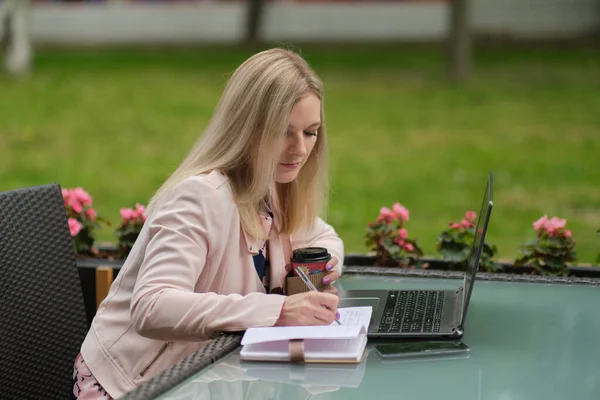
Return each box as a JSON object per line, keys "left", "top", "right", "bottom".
{"left": 334, "top": 307, "right": 373, "bottom": 327}
{"left": 241, "top": 307, "right": 372, "bottom": 345}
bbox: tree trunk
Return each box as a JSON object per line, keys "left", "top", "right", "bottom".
{"left": 245, "top": 0, "right": 265, "bottom": 45}
{"left": 3, "top": 0, "right": 31, "bottom": 77}
{"left": 447, "top": 0, "right": 470, "bottom": 83}
{"left": 1, "top": 6, "right": 11, "bottom": 54}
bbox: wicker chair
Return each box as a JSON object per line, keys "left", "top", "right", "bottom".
{"left": 120, "top": 334, "right": 242, "bottom": 400}
{"left": 0, "top": 184, "right": 89, "bottom": 399}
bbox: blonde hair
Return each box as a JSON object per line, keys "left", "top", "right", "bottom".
{"left": 146, "top": 48, "right": 329, "bottom": 240}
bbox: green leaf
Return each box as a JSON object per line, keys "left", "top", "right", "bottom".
{"left": 450, "top": 230, "right": 463, "bottom": 242}
{"left": 437, "top": 231, "right": 453, "bottom": 243}
{"left": 520, "top": 249, "right": 534, "bottom": 258}
{"left": 442, "top": 248, "right": 468, "bottom": 263}
{"left": 514, "top": 255, "right": 530, "bottom": 267}
{"left": 536, "top": 257, "right": 569, "bottom": 276}
{"left": 524, "top": 238, "right": 539, "bottom": 246}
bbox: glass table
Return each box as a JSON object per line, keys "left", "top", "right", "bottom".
{"left": 130, "top": 271, "right": 600, "bottom": 400}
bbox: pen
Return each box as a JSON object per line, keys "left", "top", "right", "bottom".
{"left": 295, "top": 267, "right": 342, "bottom": 325}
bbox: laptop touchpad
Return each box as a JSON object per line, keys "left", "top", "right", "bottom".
{"left": 339, "top": 297, "right": 380, "bottom": 308}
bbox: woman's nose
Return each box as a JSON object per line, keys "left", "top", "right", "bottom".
{"left": 288, "top": 132, "right": 307, "bottom": 156}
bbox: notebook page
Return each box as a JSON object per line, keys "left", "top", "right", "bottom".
{"left": 303, "top": 335, "right": 368, "bottom": 360}
{"left": 241, "top": 307, "right": 372, "bottom": 345}
{"left": 241, "top": 324, "right": 363, "bottom": 345}
{"left": 333, "top": 307, "right": 373, "bottom": 328}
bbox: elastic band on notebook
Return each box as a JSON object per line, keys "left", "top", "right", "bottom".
{"left": 289, "top": 339, "right": 305, "bottom": 363}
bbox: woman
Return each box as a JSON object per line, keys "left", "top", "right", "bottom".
{"left": 73, "top": 48, "right": 344, "bottom": 399}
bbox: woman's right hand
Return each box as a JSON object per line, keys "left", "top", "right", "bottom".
{"left": 274, "top": 291, "right": 340, "bottom": 326}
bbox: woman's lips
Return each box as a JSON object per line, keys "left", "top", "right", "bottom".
{"left": 280, "top": 162, "right": 301, "bottom": 169}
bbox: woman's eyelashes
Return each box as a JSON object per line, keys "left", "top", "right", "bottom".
{"left": 285, "top": 130, "right": 318, "bottom": 137}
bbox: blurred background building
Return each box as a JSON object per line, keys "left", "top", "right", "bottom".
{"left": 22, "top": 0, "right": 600, "bottom": 45}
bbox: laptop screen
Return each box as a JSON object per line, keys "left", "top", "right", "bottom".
{"left": 460, "top": 172, "right": 493, "bottom": 327}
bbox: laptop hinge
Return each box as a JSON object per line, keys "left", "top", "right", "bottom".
{"left": 454, "top": 287, "right": 464, "bottom": 330}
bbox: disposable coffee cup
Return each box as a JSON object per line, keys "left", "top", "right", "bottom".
{"left": 290, "top": 247, "right": 332, "bottom": 276}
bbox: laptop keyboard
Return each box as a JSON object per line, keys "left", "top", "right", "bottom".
{"left": 377, "top": 290, "right": 445, "bottom": 334}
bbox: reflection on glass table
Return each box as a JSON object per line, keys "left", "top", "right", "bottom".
{"left": 159, "top": 344, "right": 480, "bottom": 400}
{"left": 157, "top": 275, "right": 600, "bottom": 400}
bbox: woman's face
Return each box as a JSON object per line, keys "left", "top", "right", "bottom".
{"left": 275, "top": 93, "right": 321, "bottom": 184}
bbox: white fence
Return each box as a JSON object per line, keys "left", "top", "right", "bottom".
{"left": 20, "top": 0, "right": 600, "bottom": 45}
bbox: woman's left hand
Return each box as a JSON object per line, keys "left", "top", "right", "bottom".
{"left": 321, "top": 257, "right": 340, "bottom": 295}
{"left": 284, "top": 257, "right": 340, "bottom": 295}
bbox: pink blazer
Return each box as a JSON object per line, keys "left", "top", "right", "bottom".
{"left": 80, "top": 170, "right": 344, "bottom": 398}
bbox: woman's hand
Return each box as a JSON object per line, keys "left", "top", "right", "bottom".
{"left": 284, "top": 256, "right": 341, "bottom": 295}
{"left": 274, "top": 291, "right": 340, "bottom": 326}
{"left": 321, "top": 257, "right": 340, "bottom": 295}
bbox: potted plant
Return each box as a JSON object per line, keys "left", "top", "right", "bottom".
{"left": 72, "top": 201, "right": 146, "bottom": 323}
{"left": 115, "top": 203, "right": 147, "bottom": 259}
{"left": 365, "top": 202, "right": 424, "bottom": 268}
{"left": 435, "top": 210, "right": 500, "bottom": 272}
{"left": 62, "top": 187, "right": 109, "bottom": 257}
{"left": 514, "top": 215, "right": 576, "bottom": 276}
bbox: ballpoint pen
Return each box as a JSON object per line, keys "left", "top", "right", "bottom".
{"left": 295, "top": 266, "right": 342, "bottom": 325}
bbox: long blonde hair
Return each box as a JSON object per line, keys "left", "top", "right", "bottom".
{"left": 146, "top": 48, "right": 329, "bottom": 240}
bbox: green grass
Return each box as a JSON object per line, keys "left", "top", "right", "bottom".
{"left": 1, "top": 44, "right": 599, "bottom": 264}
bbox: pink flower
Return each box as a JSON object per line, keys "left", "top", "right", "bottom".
{"left": 68, "top": 218, "right": 82, "bottom": 237}
{"left": 404, "top": 243, "right": 415, "bottom": 252}
{"left": 532, "top": 215, "right": 568, "bottom": 236}
{"left": 533, "top": 215, "right": 548, "bottom": 232}
{"left": 392, "top": 202, "right": 410, "bottom": 222}
{"left": 397, "top": 228, "right": 408, "bottom": 240}
{"left": 545, "top": 217, "right": 566, "bottom": 235}
{"left": 62, "top": 190, "right": 73, "bottom": 209}
{"left": 460, "top": 219, "right": 474, "bottom": 229}
{"left": 120, "top": 208, "right": 135, "bottom": 223}
{"left": 450, "top": 222, "right": 462, "bottom": 229}
{"left": 135, "top": 203, "right": 147, "bottom": 221}
{"left": 377, "top": 207, "right": 395, "bottom": 223}
{"left": 72, "top": 187, "right": 92, "bottom": 206}
{"left": 68, "top": 197, "right": 83, "bottom": 214}
{"left": 62, "top": 188, "right": 71, "bottom": 202}
{"left": 565, "top": 229, "right": 572, "bottom": 237}
{"left": 62, "top": 188, "right": 93, "bottom": 214}
{"left": 85, "top": 208, "right": 97, "bottom": 221}
{"left": 465, "top": 211, "right": 476, "bottom": 221}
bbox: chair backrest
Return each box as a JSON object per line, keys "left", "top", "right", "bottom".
{"left": 0, "top": 184, "right": 89, "bottom": 400}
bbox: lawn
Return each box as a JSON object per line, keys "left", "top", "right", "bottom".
{"left": 1, "top": 44, "right": 599, "bottom": 264}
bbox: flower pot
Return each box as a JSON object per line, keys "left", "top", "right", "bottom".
{"left": 343, "top": 253, "right": 600, "bottom": 278}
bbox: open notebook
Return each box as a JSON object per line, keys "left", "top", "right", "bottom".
{"left": 240, "top": 307, "right": 373, "bottom": 364}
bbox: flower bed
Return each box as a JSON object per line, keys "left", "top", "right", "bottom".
{"left": 363, "top": 202, "right": 598, "bottom": 277}
{"left": 64, "top": 188, "right": 599, "bottom": 277}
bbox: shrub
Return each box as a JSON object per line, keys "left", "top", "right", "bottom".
{"left": 365, "top": 202, "right": 423, "bottom": 267}
{"left": 436, "top": 210, "right": 499, "bottom": 272}
{"left": 515, "top": 215, "right": 576, "bottom": 276}
{"left": 62, "top": 187, "right": 107, "bottom": 254}
{"left": 115, "top": 203, "right": 147, "bottom": 258}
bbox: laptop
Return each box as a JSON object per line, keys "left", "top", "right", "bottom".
{"left": 339, "top": 172, "right": 493, "bottom": 340}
